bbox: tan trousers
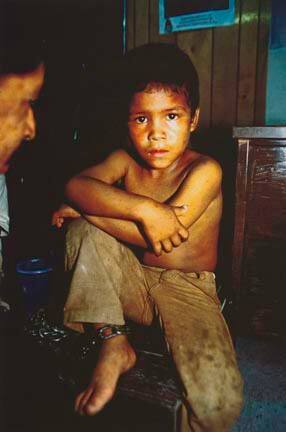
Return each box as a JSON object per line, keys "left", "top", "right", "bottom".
{"left": 64, "top": 219, "right": 243, "bottom": 432}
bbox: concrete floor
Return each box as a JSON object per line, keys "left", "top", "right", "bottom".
{"left": 233, "top": 335, "right": 286, "bottom": 432}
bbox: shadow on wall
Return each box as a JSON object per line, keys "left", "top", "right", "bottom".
{"left": 192, "top": 127, "right": 238, "bottom": 317}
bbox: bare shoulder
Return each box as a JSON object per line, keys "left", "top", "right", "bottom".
{"left": 170, "top": 150, "right": 222, "bottom": 203}
{"left": 185, "top": 150, "right": 222, "bottom": 183}
{"left": 79, "top": 149, "right": 135, "bottom": 184}
{"left": 168, "top": 151, "right": 222, "bottom": 231}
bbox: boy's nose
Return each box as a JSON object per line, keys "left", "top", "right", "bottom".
{"left": 148, "top": 118, "right": 165, "bottom": 141}
{"left": 24, "top": 107, "right": 36, "bottom": 141}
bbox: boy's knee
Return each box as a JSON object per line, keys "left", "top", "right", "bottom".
{"left": 187, "top": 396, "right": 243, "bottom": 432}
{"left": 66, "top": 218, "right": 106, "bottom": 250}
{"left": 67, "top": 217, "right": 90, "bottom": 240}
{"left": 65, "top": 218, "right": 98, "bottom": 270}
{"left": 67, "top": 218, "right": 114, "bottom": 244}
{"left": 65, "top": 218, "right": 122, "bottom": 270}
{"left": 187, "top": 374, "right": 244, "bottom": 431}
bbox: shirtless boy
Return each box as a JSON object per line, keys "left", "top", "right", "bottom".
{"left": 53, "top": 43, "right": 243, "bottom": 431}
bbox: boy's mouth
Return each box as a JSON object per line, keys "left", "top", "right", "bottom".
{"left": 148, "top": 149, "right": 168, "bottom": 157}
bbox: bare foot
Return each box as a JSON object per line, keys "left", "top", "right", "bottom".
{"left": 75, "top": 334, "right": 136, "bottom": 416}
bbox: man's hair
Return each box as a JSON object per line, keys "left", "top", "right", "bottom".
{"left": 0, "top": 42, "right": 44, "bottom": 77}
{"left": 0, "top": 4, "right": 45, "bottom": 76}
{"left": 118, "top": 43, "right": 199, "bottom": 117}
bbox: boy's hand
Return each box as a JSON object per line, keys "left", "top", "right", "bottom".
{"left": 140, "top": 202, "right": 189, "bottom": 256}
{"left": 51, "top": 204, "right": 81, "bottom": 228}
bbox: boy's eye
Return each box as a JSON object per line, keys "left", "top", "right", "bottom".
{"left": 166, "top": 113, "right": 178, "bottom": 120}
{"left": 135, "top": 116, "right": 147, "bottom": 124}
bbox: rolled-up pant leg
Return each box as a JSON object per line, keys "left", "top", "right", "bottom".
{"left": 64, "top": 218, "right": 154, "bottom": 332}
{"left": 144, "top": 268, "right": 243, "bottom": 432}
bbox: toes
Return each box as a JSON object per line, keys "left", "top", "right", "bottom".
{"left": 75, "top": 386, "right": 114, "bottom": 416}
{"left": 75, "top": 388, "right": 94, "bottom": 415}
{"left": 85, "top": 386, "right": 114, "bottom": 415}
{"left": 85, "top": 398, "right": 101, "bottom": 416}
{"left": 75, "top": 391, "right": 84, "bottom": 413}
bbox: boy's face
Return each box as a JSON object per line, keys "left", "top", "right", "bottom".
{"left": 128, "top": 86, "right": 198, "bottom": 170}
{"left": 0, "top": 63, "right": 45, "bottom": 173}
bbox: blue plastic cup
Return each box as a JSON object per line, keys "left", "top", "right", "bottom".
{"left": 16, "top": 257, "right": 53, "bottom": 316}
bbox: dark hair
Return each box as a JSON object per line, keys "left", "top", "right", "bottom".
{"left": 118, "top": 43, "right": 199, "bottom": 117}
{"left": 0, "top": 43, "right": 44, "bottom": 76}
{"left": 0, "top": 4, "right": 45, "bottom": 76}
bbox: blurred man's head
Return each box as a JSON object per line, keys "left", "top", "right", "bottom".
{"left": 0, "top": 64, "right": 45, "bottom": 173}
{"left": 0, "top": 6, "right": 45, "bottom": 173}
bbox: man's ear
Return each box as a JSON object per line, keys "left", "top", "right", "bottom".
{"left": 190, "top": 108, "right": 200, "bottom": 132}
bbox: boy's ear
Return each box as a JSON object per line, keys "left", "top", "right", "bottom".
{"left": 190, "top": 108, "right": 200, "bottom": 132}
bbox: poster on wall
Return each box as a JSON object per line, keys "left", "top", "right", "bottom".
{"left": 159, "top": 0, "right": 235, "bottom": 34}
{"left": 266, "top": 0, "right": 286, "bottom": 125}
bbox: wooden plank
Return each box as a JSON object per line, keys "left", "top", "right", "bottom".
{"left": 177, "top": 29, "right": 213, "bottom": 130}
{"left": 233, "top": 126, "right": 286, "bottom": 139}
{"left": 231, "top": 139, "right": 250, "bottom": 306}
{"left": 236, "top": 0, "right": 260, "bottom": 126}
{"left": 134, "top": 0, "right": 149, "bottom": 47}
{"left": 149, "top": 0, "right": 176, "bottom": 44}
{"left": 211, "top": 0, "right": 240, "bottom": 127}
{"left": 254, "top": 0, "right": 271, "bottom": 125}
{"left": 118, "top": 351, "right": 181, "bottom": 412}
{"left": 126, "top": 0, "right": 135, "bottom": 51}
{"left": 247, "top": 145, "right": 286, "bottom": 239}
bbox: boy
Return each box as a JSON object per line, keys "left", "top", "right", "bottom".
{"left": 53, "top": 43, "right": 243, "bottom": 431}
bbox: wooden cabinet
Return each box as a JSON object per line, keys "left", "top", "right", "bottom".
{"left": 232, "top": 127, "right": 286, "bottom": 337}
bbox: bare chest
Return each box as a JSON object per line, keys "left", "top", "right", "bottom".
{"left": 124, "top": 167, "right": 188, "bottom": 203}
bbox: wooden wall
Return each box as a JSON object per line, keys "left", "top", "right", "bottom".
{"left": 126, "top": 0, "right": 271, "bottom": 130}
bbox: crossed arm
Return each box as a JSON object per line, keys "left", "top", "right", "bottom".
{"left": 52, "top": 150, "right": 222, "bottom": 255}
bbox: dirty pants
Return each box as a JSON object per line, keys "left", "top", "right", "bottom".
{"left": 64, "top": 219, "right": 243, "bottom": 432}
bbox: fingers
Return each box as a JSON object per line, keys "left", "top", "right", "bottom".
{"left": 57, "top": 218, "right": 64, "bottom": 228}
{"left": 162, "top": 238, "right": 173, "bottom": 253}
{"left": 162, "top": 230, "right": 188, "bottom": 252}
{"left": 51, "top": 212, "right": 61, "bottom": 226}
{"left": 51, "top": 215, "right": 64, "bottom": 228}
{"left": 51, "top": 213, "right": 57, "bottom": 225}
{"left": 153, "top": 241, "right": 162, "bottom": 256}
{"left": 178, "top": 226, "right": 189, "bottom": 241}
{"left": 153, "top": 231, "right": 188, "bottom": 255}
{"left": 170, "top": 232, "right": 182, "bottom": 247}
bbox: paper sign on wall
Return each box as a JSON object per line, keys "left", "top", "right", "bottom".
{"left": 159, "top": 0, "right": 235, "bottom": 34}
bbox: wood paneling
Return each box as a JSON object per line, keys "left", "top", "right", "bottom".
{"left": 236, "top": 0, "right": 259, "bottom": 125}
{"left": 126, "top": 0, "right": 135, "bottom": 50}
{"left": 212, "top": 0, "right": 240, "bottom": 127}
{"left": 134, "top": 0, "right": 149, "bottom": 47}
{"left": 149, "top": 0, "right": 175, "bottom": 44}
{"left": 254, "top": 0, "right": 271, "bottom": 124}
{"left": 177, "top": 30, "right": 213, "bottom": 129}
{"left": 126, "top": 0, "right": 271, "bottom": 128}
